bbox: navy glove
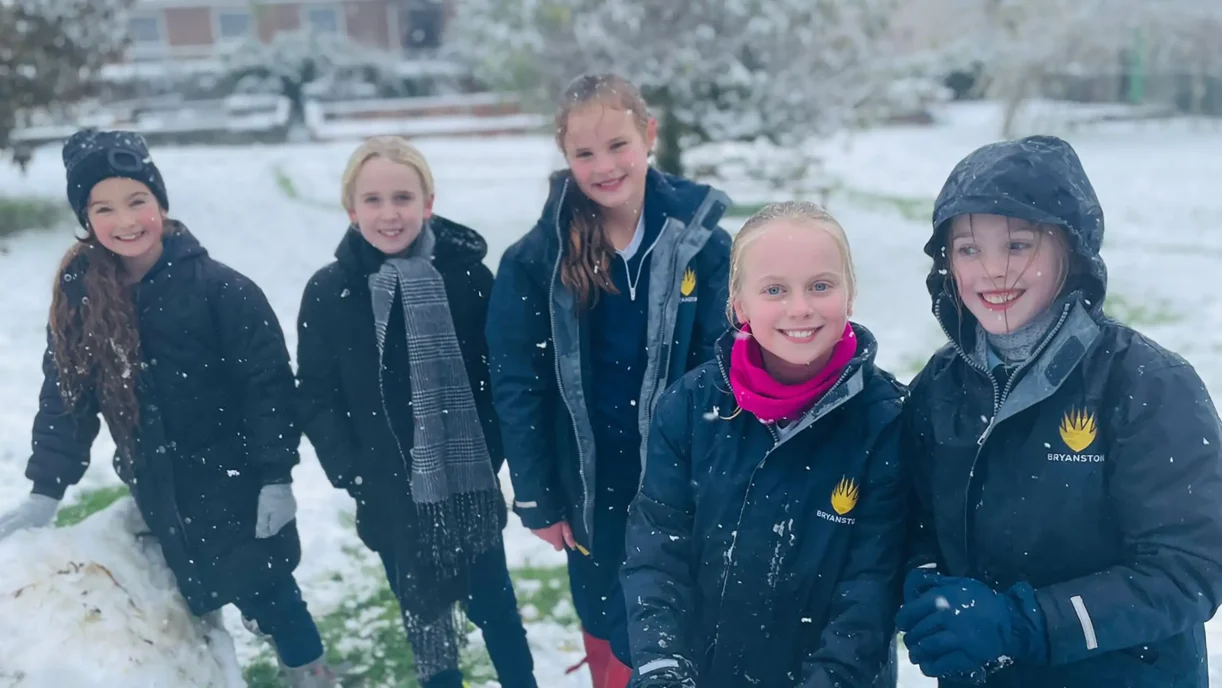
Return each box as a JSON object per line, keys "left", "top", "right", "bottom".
{"left": 902, "top": 565, "right": 947, "bottom": 604}
{"left": 896, "top": 575, "right": 1048, "bottom": 681}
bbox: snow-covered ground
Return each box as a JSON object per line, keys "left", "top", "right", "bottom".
{"left": 0, "top": 101, "right": 1219, "bottom": 685}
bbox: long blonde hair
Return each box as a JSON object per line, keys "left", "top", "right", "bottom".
{"left": 726, "top": 201, "right": 857, "bottom": 324}
{"left": 554, "top": 73, "right": 652, "bottom": 310}
{"left": 340, "top": 135, "right": 435, "bottom": 211}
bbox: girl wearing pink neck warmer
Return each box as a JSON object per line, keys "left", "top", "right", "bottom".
{"left": 621, "top": 201, "right": 908, "bottom": 688}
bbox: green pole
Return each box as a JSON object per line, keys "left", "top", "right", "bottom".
{"left": 1127, "top": 26, "right": 1146, "bottom": 104}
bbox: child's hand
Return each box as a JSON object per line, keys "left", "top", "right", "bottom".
{"left": 254, "top": 484, "right": 297, "bottom": 539}
{"left": 532, "top": 521, "right": 577, "bottom": 551}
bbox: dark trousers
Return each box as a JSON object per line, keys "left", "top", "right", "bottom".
{"left": 568, "top": 478, "right": 635, "bottom": 666}
{"left": 235, "top": 577, "right": 324, "bottom": 668}
{"left": 382, "top": 540, "right": 538, "bottom": 688}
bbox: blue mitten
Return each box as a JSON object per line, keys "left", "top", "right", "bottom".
{"left": 896, "top": 578, "right": 1048, "bottom": 680}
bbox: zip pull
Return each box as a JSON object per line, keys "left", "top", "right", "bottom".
{"left": 977, "top": 418, "right": 996, "bottom": 446}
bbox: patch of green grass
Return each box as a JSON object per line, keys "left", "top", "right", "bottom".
{"left": 729, "top": 186, "right": 932, "bottom": 224}
{"left": 271, "top": 163, "right": 339, "bottom": 211}
{"left": 55, "top": 485, "right": 130, "bottom": 527}
{"left": 241, "top": 559, "right": 559, "bottom": 686}
{"left": 511, "top": 564, "right": 577, "bottom": 628}
{"left": 1105, "top": 293, "right": 1183, "bottom": 327}
{"left": 728, "top": 201, "right": 771, "bottom": 217}
{"left": 244, "top": 573, "right": 422, "bottom": 688}
{"left": 829, "top": 184, "right": 933, "bottom": 223}
{"left": 0, "top": 195, "right": 67, "bottom": 238}
{"left": 272, "top": 165, "right": 300, "bottom": 199}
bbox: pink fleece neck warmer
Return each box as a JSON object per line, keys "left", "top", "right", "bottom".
{"left": 729, "top": 323, "right": 857, "bottom": 423}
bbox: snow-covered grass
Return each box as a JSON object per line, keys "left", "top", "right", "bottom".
{"left": 0, "top": 100, "right": 1219, "bottom": 686}
{"left": 0, "top": 498, "right": 245, "bottom": 687}
{"left": 0, "top": 195, "right": 66, "bottom": 239}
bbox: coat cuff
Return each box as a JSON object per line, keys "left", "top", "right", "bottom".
{"left": 260, "top": 467, "right": 294, "bottom": 486}
{"left": 511, "top": 497, "right": 563, "bottom": 530}
{"left": 1034, "top": 583, "right": 1098, "bottom": 666}
{"left": 32, "top": 480, "right": 67, "bottom": 501}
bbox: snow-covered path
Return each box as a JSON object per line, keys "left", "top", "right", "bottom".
{"left": 0, "top": 102, "right": 1219, "bottom": 685}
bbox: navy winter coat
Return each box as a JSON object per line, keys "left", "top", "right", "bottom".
{"left": 28, "top": 226, "right": 302, "bottom": 616}
{"left": 622, "top": 325, "right": 906, "bottom": 687}
{"left": 486, "top": 168, "right": 732, "bottom": 553}
{"left": 906, "top": 135, "right": 1222, "bottom": 687}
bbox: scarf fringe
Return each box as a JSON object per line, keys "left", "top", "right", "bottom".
{"left": 404, "top": 603, "right": 469, "bottom": 683}
{"left": 415, "top": 488, "right": 505, "bottom": 577}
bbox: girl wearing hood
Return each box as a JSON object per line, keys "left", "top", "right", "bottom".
{"left": 898, "top": 135, "right": 1222, "bottom": 687}
{"left": 485, "top": 73, "right": 732, "bottom": 687}
{"left": 295, "top": 136, "right": 536, "bottom": 688}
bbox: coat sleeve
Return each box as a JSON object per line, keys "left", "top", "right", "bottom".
{"left": 1034, "top": 360, "right": 1222, "bottom": 665}
{"left": 456, "top": 262, "right": 505, "bottom": 474}
{"left": 901, "top": 367, "right": 942, "bottom": 571}
{"left": 210, "top": 270, "right": 300, "bottom": 485}
{"left": 621, "top": 383, "right": 701, "bottom": 685}
{"left": 486, "top": 247, "right": 564, "bottom": 529}
{"left": 801, "top": 406, "right": 907, "bottom": 687}
{"left": 689, "top": 227, "right": 731, "bottom": 370}
{"left": 27, "top": 332, "right": 101, "bottom": 500}
{"left": 295, "top": 274, "right": 361, "bottom": 489}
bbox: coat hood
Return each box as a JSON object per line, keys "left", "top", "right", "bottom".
{"left": 926, "top": 135, "right": 1107, "bottom": 342}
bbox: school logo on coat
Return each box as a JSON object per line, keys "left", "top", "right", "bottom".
{"left": 1048, "top": 407, "right": 1105, "bottom": 463}
{"left": 817, "top": 476, "right": 858, "bottom": 525}
{"left": 679, "top": 267, "right": 698, "bottom": 303}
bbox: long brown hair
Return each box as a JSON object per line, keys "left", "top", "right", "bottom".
{"left": 49, "top": 230, "right": 147, "bottom": 455}
{"left": 554, "top": 73, "right": 652, "bottom": 310}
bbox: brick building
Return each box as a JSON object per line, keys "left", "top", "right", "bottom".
{"left": 125, "top": 0, "right": 449, "bottom": 61}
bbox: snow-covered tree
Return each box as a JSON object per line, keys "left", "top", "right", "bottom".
{"left": 222, "top": 30, "right": 402, "bottom": 122}
{"left": 925, "top": 0, "right": 1222, "bottom": 134}
{"left": 446, "top": 0, "right": 908, "bottom": 172}
{"left": 0, "top": 0, "right": 133, "bottom": 149}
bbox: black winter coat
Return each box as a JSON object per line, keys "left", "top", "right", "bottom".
{"left": 906, "top": 136, "right": 1222, "bottom": 687}
{"left": 295, "top": 219, "right": 506, "bottom": 559}
{"left": 28, "top": 226, "right": 302, "bottom": 616}
{"left": 623, "top": 326, "right": 906, "bottom": 688}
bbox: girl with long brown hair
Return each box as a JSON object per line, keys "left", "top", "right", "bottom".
{"left": 486, "top": 73, "right": 733, "bottom": 688}
{"left": 0, "top": 129, "right": 334, "bottom": 687}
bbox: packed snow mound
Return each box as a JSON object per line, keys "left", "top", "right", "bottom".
{"left": 0, "top": 496, "right": 244, "bottom": 687}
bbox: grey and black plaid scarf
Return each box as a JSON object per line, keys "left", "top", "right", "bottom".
{"left": 367, "top": 228, "right": 503, "bottom": 575}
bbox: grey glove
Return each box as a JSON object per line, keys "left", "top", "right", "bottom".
{"left": 0, "top": 494, "right": 60, "bottom": 541}
{"left": 255, "top": 484, "right": 297, "bottom": 539}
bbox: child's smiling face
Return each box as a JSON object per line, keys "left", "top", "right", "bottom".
{"left": 949, "top": 213, "right": 1068, "bottom": 334}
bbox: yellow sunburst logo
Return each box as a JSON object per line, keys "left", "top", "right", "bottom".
{"left": 680, "top": 267, "right": 696, "bottom": 297}
{"left": 830, "top": 477, "right": 859, "bottom": 515}
{"left": 1059, "top": 408, "right": 1097, "bottom": 453}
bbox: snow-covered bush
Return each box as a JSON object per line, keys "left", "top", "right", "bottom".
{"left": 446, "top": 0, "right": 909, "bottom": 164}
{"left": 0, "top": 497, "right": 243, "bottom": 687}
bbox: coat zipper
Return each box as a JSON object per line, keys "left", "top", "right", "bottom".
{"left": 376, "top": 350, "right": 413, "bottom": 480}
{"left": 548, "top": 179, "right": 594, "bottom": 548}
{"left": 621, "top": 222, "right": 667, "bottom": 302}
{"left": 710, "top": 350, "right": 853, "bottom": 646}
{"left": 642, "top": 230, "right": 685, "bottom": 422}
{"left": 935, "top": 299, "right": 1073, "bottom": 567}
